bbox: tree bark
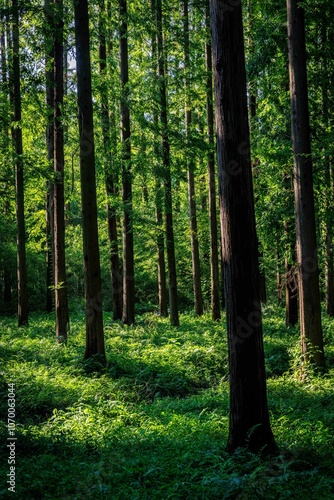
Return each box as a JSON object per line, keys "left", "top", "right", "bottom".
{"left": 44, "top": 0, "right": 54, "bottom": 314}
{"left": 210, "top": 0, "right": 277, "bottom": 453}
{"left": 54, "top": 0, "right": 69, "bottom": 342}
{"left": 183, "top": 0, "right": 203, "bottom": 316}
{"left": 286, "top": 0, "right": 324, "bottom": 367}
{"left": 99, "top": 0, "right": 123, "bottom": 321}
{"left": 321, "top": 22, "right": 334, "bottom": 317}
{"left": 151, "top": 0, "right": 168, "bottom": 317}
{"left": 74, "top": 0, "right": 105, "bottom": 359}
{"left": 206, "top": 0, "right": 220, "bottom": 320}
{"left": 12, "top": 0, "right": 29, "bottom": 326}
{"left": 119, "top": 0, "right": 135, "bottom": 325}
{"left": 156, "top": 0, "right": 179, "bottom": 326}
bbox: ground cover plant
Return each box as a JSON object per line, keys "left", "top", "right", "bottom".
{"left": 1, "top": 306, "right": 334, "bottom": 499}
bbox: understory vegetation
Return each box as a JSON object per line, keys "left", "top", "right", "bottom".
{"left": 1, "top": 306, "right": 334, "bottom": 499}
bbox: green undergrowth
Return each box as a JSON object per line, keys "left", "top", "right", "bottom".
{"left": 0, "top": 306, "right": 334, "bottom": 499}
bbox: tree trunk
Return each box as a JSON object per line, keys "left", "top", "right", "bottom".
{"left": 285, "top": 258, "right": 298, "bottom": 326}
{"left": 12, "top": 0, "right": 29, "bottom": 326}
{"left": 321, "top": 23, "right": 334, "bottom": 317}
{"left": 54, "top": 0, "right": 69, "bottom": 342}
{"left": 151, "top": 0, "right": 168, "bottom": 317}
{"left": 206, "top": 0, "right": 220, "bottom": 320}
{"left": 210, "top": 0, "right": 277, "bottom": 453}
{"left": 156, "top": 192, "right": 168, "bottom": 317}
{"left": 286, "top": 0, "right": 324, "bottom": 367}
{"left": 119, "top": 0, "right": 135, "bottom": 325}
{"left": 183, "top": 0, "right": 203, "bottom": 316}
{"left": 74, "top": 0, "right": 105, "bottom": 360}
{"left": 45, "top": 0, "right": 54, "bottom": 314}
{"left": 99, "top": 0, "right": 123, "bottom": 321}
{"left": 156, "top": 0, "right": 179, "bottom": 326}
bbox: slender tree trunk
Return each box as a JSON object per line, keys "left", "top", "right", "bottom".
{"left": 44, "top": 0, "right": 54, "bottom": 314}
{"left": 277, "top": 243, "right": 283, "bottom": 306}
{"left": 321, "top": 23, "right": 334, "bottom": 317}
{"left": 119, "top": 0, "right": 135, "bottom": 325}
{"left": 156, "top": 0, "right": 179, "bottom": 326}
{"left": 74, "top": 0, "right": 105, "bottom": 359}
{"left": 54, "top": 0, "right": 69, "bottom": 342}
{"left": 183, "top": 0, "right": 203, "bottom": 316}
{"left": 285, "top": 258, "right": 298, "bottom": 326}
{"left": 11, "top": 0, "right": 28, "bottom": 326}
{"left": 287, "top": 0, "right": 324, "bottom": 367}
{"left": 99, "top": 0, "right": 123, "bottom": 320}
{"left": 156, "top": 181, "right": 168, "bottom": 316}
{"left": 210, "top": 0, "right": 277, "bottom": 453}
{"left": 151, "top": 0, "right": 167, "bottom": 317}
{"left": 206, "top": 1, "right": 220, "bottom": 320}
{"left": 1, "top": 9, "right": 12, "bottom": 312}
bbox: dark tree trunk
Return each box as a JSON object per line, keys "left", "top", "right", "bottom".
{"left": 99, "top": 0, "right": 123, "bottom": 321}
{"left": 183, "top": 0, "right": 203, "bottom": 316}
{"left": 45, "top": 0, "right": 54, "bottom": 314}
{"left": 156, "top": 182, "right": 168, "bottom": 317}
{"left": 321, "top": 23, "right": 334, "bottom": 317}
{"left": 285, "top": 258, "right": 298, "bottom": 327}
{"left": 287, "top": 0, "right": 324, "bottom": 367}
{"left": 210, "top": 0, "right": 277, "bottom": 453}
{"left": 151, "top": 0, "right": 168, "bottom": 317}
{"left": 156, "top": 0, "right": 179, "bottom": 326}
{"left": 54, "top": 0, "right": 69, "bottom": 342}
{"left": 277, "top": 244, "right": 283, "bottom": 306}
{"left": 119, "top": 0, "right": 135, "bottom": 325}
{"left": 12, "top": 0, "right": 28, "bottom": 326}
{"left": 74, "top": 0, "right": 105, "bottom": 360}
{"left": 206, "top": 0, "right": 220, "bottom": 320}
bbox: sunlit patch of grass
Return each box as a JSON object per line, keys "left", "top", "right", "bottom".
{"left": 0, "top": 308, "right": 334, "bottom": 499}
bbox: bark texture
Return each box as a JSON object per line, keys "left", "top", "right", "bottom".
{"left": 74, "top": 0, "right": 105, "bottom": 359}
{"left": 210, "top": 0, "right": 277, "bottom": 453}
{"left": 287, "top": 0, "right": 324, "bottom": 367}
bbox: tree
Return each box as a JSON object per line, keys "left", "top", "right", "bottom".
{"left": 183, "top": 0, "right": 203, "bottom": 316}
{"left": 286, "top": 0, "right": 325, "bottom": 367}
{"left": 150, "top": 2, "right": 168, "bottom": 317}
{"left": 210, "top": 0, "right": 277, "bottom": 453}
{"left": 205, "top": 0, "right": 220, "bottom": 320}
{"left": 11, "top": 0, "right": 29, "bottom": 326}
{"left": 119, "top": 0, "right": 135, "bottom": 325}
{"left": 99, "top": 0, "right": 123, "bottom": 321}
{"left": 73, "top": 0, "right": 105, "bottom": 359}
{"left": 155, "top": 0, "right": 179, "bottom": 326}
{"left": 53, "top": 0, "right": 69, "bottom": 342}
{"left": 44, "top": 0, "right": 54, "bottom": 315}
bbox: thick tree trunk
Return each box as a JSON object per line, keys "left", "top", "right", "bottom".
{"left": 74, "top": 0, "right": 105, "bottom": 359}
{"left": 206, "top": 1, "right": 220, "bottom": 320}
{"left": 287, "top": 0, "right": 324, "bottom": 367}
{"left": 210, "top": 0, "right": 277, "bottom": 453}
{"left": 12, "top": 0, "right": 28, "bottom": 326}
{"left": 119, "top": 0, "right": 135, "bottom": 325}
{"left": 183, "top": 0, "right": 203, "bottom": 316}
{"left": 54, "top": 0, "right": 69, "bottom": 342}
{"left": 156, "top": 0, "right": 179, "bottom": 326}
{"left": 99, "top": 0, "right": 123, "bottom": 321}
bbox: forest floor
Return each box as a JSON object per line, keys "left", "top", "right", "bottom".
{"left": 1, "top": 305, "right": 334, "bottom": 499}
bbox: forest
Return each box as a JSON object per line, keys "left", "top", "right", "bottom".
{"left": 0, "top": 0, "right": 334, "bottom": 498}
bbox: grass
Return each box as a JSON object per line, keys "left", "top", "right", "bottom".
{"left": 0, "top": 305, "right": 334, "bottom": 499}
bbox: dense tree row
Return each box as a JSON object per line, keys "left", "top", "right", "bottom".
{"left": 0, "top": 0, "right": 333, "bottom": 451}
